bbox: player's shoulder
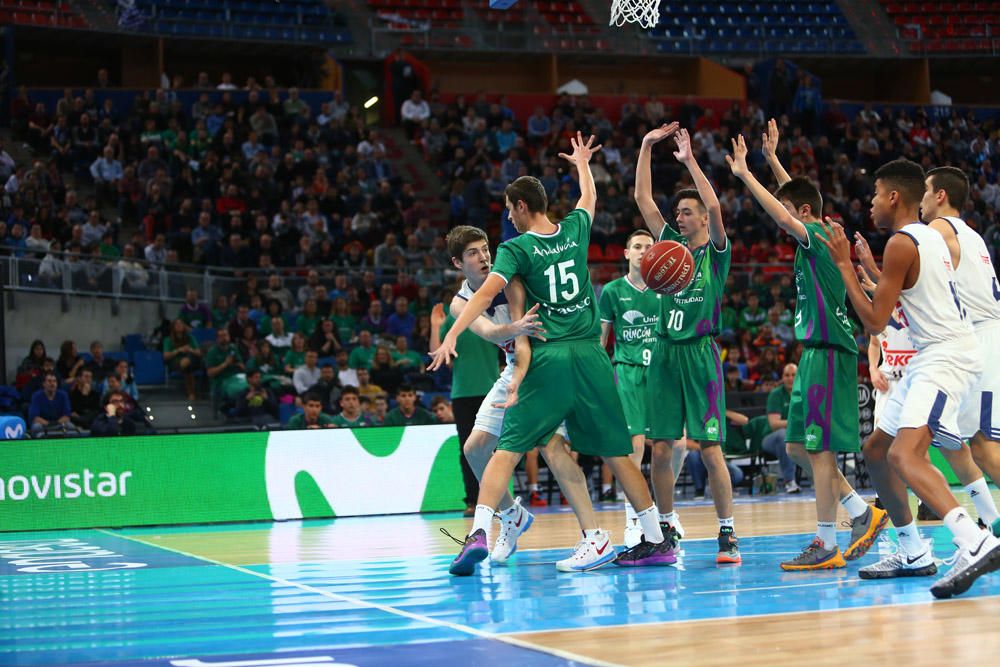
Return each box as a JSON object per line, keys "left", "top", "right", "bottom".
{"left": 561, "top": 208, "right": 592, "bottom": 228}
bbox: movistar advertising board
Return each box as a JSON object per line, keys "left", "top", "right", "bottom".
{"left": 0, "top": 426, "right": 464, "bottom": 531}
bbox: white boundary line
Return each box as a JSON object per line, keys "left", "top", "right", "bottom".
{"left": 96, "top": 529, "right": 620, "bottom": 667}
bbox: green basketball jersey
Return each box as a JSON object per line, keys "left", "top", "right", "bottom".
{"left": 793, "top": 222, "right": 856, "bottom": 354}
{"left": 440, "top": 314, "right": 499, "bottom": 398}
{"left": 599, "top": 276, "right": 660, "bottom": 366}
{"left": 491, "top": 209, "right": 601, "bottom": 344}
{"left": 656, "top": 225, "right": 731, "bottom": 341}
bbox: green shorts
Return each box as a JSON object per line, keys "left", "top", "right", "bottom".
{"left": 648, "top": 336, "right": 726, "bottom": 444}
{"left": 497, "top": 340, "right": 632, "bottom": 458}
{"left": 786, "top": 346, "right": 860, "bottom": 453}
{"left": 615, "top": 363, "right": 650, "bottom": 438}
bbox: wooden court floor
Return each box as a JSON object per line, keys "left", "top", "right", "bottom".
{"left": 2, "top": 491, "right": 999, "bottom": 666}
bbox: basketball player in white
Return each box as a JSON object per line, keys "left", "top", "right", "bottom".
{"left": 858, "top": 226, "right": 1000, "bottom": 535}
{"left": 817, "top": 158, "right": 1000, "bottom": 599}
{"left": 438, "top": 225, "right": 616, "bottom": 571}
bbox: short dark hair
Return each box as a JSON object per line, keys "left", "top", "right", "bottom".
{"left": 926, "top": 166, "right": 970, "bottom": 210}
{"left": 396, "top": 384, "right": 416, "bottom": 396}
{"left": 446, "top": 225, "right": 489, "bottom": 262}
{"left": 626, "top": 229, "right": 654, "bottom": 245}
{"left": 874, "top": 159, "right": 925, "bottom": 206}
{"left": 302, "top": 391, "right": 323, "bottom": 405}
{"left": 504, "top": 176, "right": 548, "bottom": 214}
{"left": 674, "top": 189, "right": 705, "bottom": 213}
{"left": 431, "top": 395, "right": 449, "bottom": 408}
{"left": 773, "top": 177, "right": 823, "bottom": 219}
{"left": 341, "top": 385, "right": 359, "bottom": 398}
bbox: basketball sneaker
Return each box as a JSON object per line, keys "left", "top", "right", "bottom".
{"left": 669, "top": 515, "right": 686, "bottom": 540}
{"left": 599, "top": 488, "right": 617, "bottom": 502}
{"left": 859, "top": 544, "right": 937, "bottom": 579}
{"left": 930, "top": 533, "right": 1000, "bottom": 599}
{"left": 916, "top": 500, "right": 940, "bottom": 521}
{"left": 661, "top": 522, "right": 682, "bottom": 550}
{"left": 448, "top": 529, "right": 489, "bottom": 576}
{"left": 716, "top": 527, "right": 741, "bottom": 564}
{"left": 780, "top": 537, "right": 846, "bottom": 570}
{"left": 555, "top": 530, "right": 617, "bottom": 572}
{"left": 528, "top": 491, "right": 547, "bottom": 507}
{"left": 491, "top": 498, "right": 533, "bottom": 564}
{"left": 843, "top": 504, "right": 889, "bottom": 561}
{"left": 624, "top": 519, "right": 643, "bottom": 549}
{"left": 614, "top": 536, "right": 677, "bottom": 567}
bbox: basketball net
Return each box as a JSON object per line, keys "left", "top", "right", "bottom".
{"left": 609, "top": 0, "right": 661, "bottom": 29}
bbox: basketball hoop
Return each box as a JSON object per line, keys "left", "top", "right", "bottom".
{"left": 609, "top": 0, "right": 661, "bottom": 29}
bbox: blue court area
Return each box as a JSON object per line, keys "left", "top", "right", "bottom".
{"left": 3, "top": 507, "right": 999, "bottom": 666}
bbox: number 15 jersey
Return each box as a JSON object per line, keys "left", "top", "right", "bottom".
{"left": 490, "top": 208, "right": 600, "bottom": 345}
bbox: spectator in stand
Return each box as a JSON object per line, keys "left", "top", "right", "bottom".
{"left": 740, "top": 293, "right": 767, "bottom": 336}
{"left": 374, "top": 232, "right": 405, "bottom": 269}
{"left": 329, "top": 298, "right": 357, "bottom": 343}
{"left": 90, "top": 391, "right": 151, "bottom": 437}
{"left": 178, "top": 289, "right": 212, "bottom": 329}
{"left": 401, "top": 90, "right": 430, "bottom": 139}
{"left": 310, "top": 318, "right": 342, "bottom": 357}
{"left": 227, "top": 305, "right": 256, "bottom": 343}
{"left": 163, "top": 318, "right": 202, "bottom": 401}
{"left": 331, "top": 386, "right": 371, "bottom": 428}
{"left": 762, "top": 363, "right": 800, "bottom": 493}
{"left": 386, "top": 296, "right": 416, "bottom": 341}
{"left": 305, "top": 362, "right": 341, "bottom": 414}
{"left": 205, "top": 328, "right": 245, "bottom": 402}
{"left": 16, "top": 339, "right": 48, "bottom": 389}
{"left": 266, "top": 316, "right": 294, "bottom": 358}
{"left": 296, "top": 298, "right": 322, "bottom": 338}
{"left": 359, "top": 300, "right": 386, "bottom": 337}
{"left": 356, "top": 367, "right": 384, "bottom": 403}
{"left": 391, "top": 335, "right": 423, "bottom": 372}
{"left": 117, "top": 243, "right": 151, "bottom": 293}
{"left": 297, "top": 270, "right": 322, "bottom": 305}
{"left": 55, "top": 340, "right": 85, "bottom": 388}
{"left": 282, "top": 333, "right": 308, "bottom": 376}
{"left": 292, "top": 349, "right": 322, "bottom": 395}
{"left": 383, "top": 384, "right": 435, "bottom": 426}
{"left": 234, "top": 368, "right": 278, "bottom": 425}
{"left": 144, "top": 233, "right": 167, "bottom": 269}
{"left": 69, "top": 368, "right": 101, "bottom": 428}
{"left": 84, "top": 341, "right": 117, "bottom": 383}
{"left": 431, "top": 395, "right": 454, "bottom": 424}
{"left": 286, "top": 391, "right": 335, "bottom": 429}
{"left": 370, "top": 345, "right": 402, "bottom": 395}
{"left": 29, "top": 372, "right": 73, "bottom": 434}
{"left": 261, "top": 274, "right": 295, "bottom": 312}
{"left": 237, "top": 323, "right": 260, "bottom": 366}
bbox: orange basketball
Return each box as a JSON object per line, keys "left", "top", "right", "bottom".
{"left": 640, "top": 240, "right": 695, "bottom": 295}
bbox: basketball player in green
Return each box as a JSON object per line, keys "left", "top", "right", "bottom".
{"left": 635, "top": 125, "right": 740, "bottom": 564}
{"left": 430, "top": 132, "right": 675, "bottom": 576}
{"left": 598, "top": 228, "right": 678, "bottom": 548}
{"left": 728, "top": 123, "right": 887, "bottom": 570}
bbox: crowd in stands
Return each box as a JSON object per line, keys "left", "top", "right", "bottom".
{"left": 3, "top": 61, "right": 1000, "bottom": 436}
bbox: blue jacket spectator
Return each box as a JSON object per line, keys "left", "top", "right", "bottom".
{"left": 386, "top": 297, "right": 416, "bottom": 340}
{"left": 29, "top": 372, "right": 72, "bottom": 433}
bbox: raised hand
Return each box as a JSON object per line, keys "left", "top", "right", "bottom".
{"left": 508, "top": 303, "right": 546, "bottom": 341}
{"left": 558, "top": 131, "right": 602, "bottom": 167}
{"left": 763, "top": 118, "right": 780, "bottom": 160}
{"left": 725, "top": 134, "right": 750, "bottom": 180}
{"left": 853, "top": 231, "right": 880, "bottom": 278}
{"left": 427, "top": 334, "right": 457, "bottom": 371}
{"left": 814, "top": 217, "right": 852, "bottom": 268}
{"left": 641, "top": 122, "right": 680, "bottom": 147}
{"left": 672, "top": 128, "right": 693, "bottom": 164}
{"left": 430, "top": 302, "right": 447, "bottom": 328}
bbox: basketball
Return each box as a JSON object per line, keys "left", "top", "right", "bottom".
{"left": 640, "top": 240, "right": 696, "bottom": 294}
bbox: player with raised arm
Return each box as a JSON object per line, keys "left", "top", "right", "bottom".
{"left": 598, "top": 228, "right": 674, "bottom": 547}
{"left": 430, "top": 132, "right": 675, "bottom": 577}
{"left": 728, "top": 129, "right": 887, "bottom": 571}
{"left": 816, "top": 157, "right": 1000, "bottom": 598}
{"left": 636, "top": 124, "right": 739, "bottom": 563}
{"left": 440, "top": 224, "right": 611, "bottom": 571}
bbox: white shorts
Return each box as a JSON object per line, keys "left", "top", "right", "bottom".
{"left": 877, "top": 336, "right": 981, "bottom": 450}
{"left": 474, "top": 365, "right": 568, "bottom": 441}
{"left": 958, "top": 319, "right": 1000, "bottom": 440}
{"left": 873, "top": 378, "right": 900, "bottom": 428}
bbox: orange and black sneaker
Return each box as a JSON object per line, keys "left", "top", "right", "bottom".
{"left": 716, "top": 526, "right": 741, "bottom": 564}
{"left": 781, "top": 537, "right": 847, "bottom": 571}
{"left": 844, "top": 504, "right": 889, "bottom": 561}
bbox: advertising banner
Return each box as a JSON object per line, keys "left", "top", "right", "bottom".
{"left": 0, "top": 425, "right": 464, "bottom": 532}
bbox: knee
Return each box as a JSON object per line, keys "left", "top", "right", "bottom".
{"left": 462, "top": 437, "right": 484, "bottom": 458}
{"left": 651, "top": 440, "right": 671, "bottom": 464}
{"left": 886, "top": 444, "right": 908, "bottom": 472}
{"left": 862, "top": 437, "right": 890, "bottom": 464}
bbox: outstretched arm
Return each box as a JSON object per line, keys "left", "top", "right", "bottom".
{"left": 674, "top": 127, "right": 726, "bottom": 250}
{"left": 762, "top": 118, "right": 791, "bottom": 186}
{"left": 634, "top": 122, "right": 680, "bottom": 239}
{"left": 495, "top": 278, "right": 532, "bottom": 409}
{"left": 427, "top": 274, "right": 507, "bottom": 370}
{"left": 450, "top": 296, "right": 543, "bottom": 346}
{"left": 559, "top": 131, "right": 602, "bottom": 220}
{"left": 815, "top": 219, "right": 916, "bottom": 335}
{"left": 727, "top": 134, "right": 808, "bottom": 244}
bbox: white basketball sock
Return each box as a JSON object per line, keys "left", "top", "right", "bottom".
{"left": 471, "top": 505, "right": 495, "bottom": 537}
{"left": 840, "top": 491, "right": 868, "bottom": 519}
{"left": 964, "top": 477, "right": 1000, "bottom": 524}
{"left": 943, "top": 507, "right": 983, "bottom": 549}
{"left": 636, "top": 505, "right": 664, "bottom": 544}
{"left": 817, "top": 522, "right": 837, "bottom": 550}
{"left": 895, "top": 520, "right": 924, "bottom": 556}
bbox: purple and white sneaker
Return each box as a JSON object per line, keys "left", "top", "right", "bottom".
{"left": 614, "top": 537, "right": 678, "bottom": 567}
{"left": 448, "top": 528, "right": 489, "bottom": 576}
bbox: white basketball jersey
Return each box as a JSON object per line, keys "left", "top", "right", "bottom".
{"left": 943, "top": 216, "right": 1000, "bottom": 327}
{"left": 896, "top": 223, "right": 973, "bottom": 350}
{"left": 457, "top": 280, "right": 515, "bottom": 365}
{"left": 876, "top": 304, "right": 916, "bottom": 381}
